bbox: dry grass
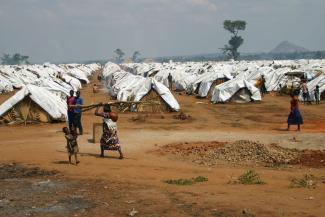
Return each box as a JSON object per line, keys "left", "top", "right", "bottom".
{"left": 164, "top": 176, "right": 208, "bottom": 186}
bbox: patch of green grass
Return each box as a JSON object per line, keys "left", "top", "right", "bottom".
{"left": 290, "top": 174, "right": 316, "bottom": 188}
{"left": 164, "top": 176, "right": 208, "bottom": 186}
{"left": 237, "top": 170, "right": 265, "bottom": 185}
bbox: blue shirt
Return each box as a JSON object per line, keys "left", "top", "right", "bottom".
{"left": 74, "top": 97, "right": 83, "bottom": 113}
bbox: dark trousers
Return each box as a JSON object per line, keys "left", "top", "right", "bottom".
{"left": 67, "top": 111, "right": 75, "bottom": 131}
{"left": 260, "top": 84, "right": 267, "bottom": 96}
{"left": 73, "top": 113, "right": 83, "bottom": 135}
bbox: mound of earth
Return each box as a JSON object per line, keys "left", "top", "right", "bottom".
{"left": 157, "top": 140, "right": 325, "bottom": 167}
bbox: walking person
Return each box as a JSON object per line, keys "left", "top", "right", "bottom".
{"left": 168, "top": 73, "right": 173, "bottom": 91}
{"left": 260, "top": 75, "right": 267, "bottom": 96}
{"left": 314, "top": 85, "right": 320, "bottom": 105}
{"left": 95, "top": 103, "right": 123, "bottom": 159}
{"left": 301, "top": 80, "right": 308, "bottom": 104}
{"left": 63, "top": 127, "right": 80, "bottom": 165}
{"left": 73, "top": 91, "right": 83, "bottom": 135}
{"left": 287, "top": 93, "right": 303, "bottom": 131}
{"left": 67, "top": 90, "right": 76, "bottom": 131}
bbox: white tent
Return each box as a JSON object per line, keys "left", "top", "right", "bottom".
{"left": 197, "top": 66, "right": 233, "bottom": 97}
{"left": 211, "top": 78, "right": 262, "bottom": 103}
{"left": 0, "top": 85, "right": 67, "bottom": 123}
{"left": 0, "top": 74, "right": 14, "bottom": 93}
{"left": 299, "top": 73, "right": 325, "bottom": 101}
{"left": 102, "top": 62, "right": 180, "bottom": 111}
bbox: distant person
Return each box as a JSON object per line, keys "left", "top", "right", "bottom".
{"left": 314, "top": 85, "right": 320, "bottom": 105}
{"left": 301, "top": 80, "right": 309, "bottom": 104}
{"left": 168, "top": 73, "right": 173, "bottom": 90}
{"left": 63, "top": 127, "right": 79, "bottom": 165}
{"left": 287, "top": 93, "right": 303, "bottom": 131}
{"left": 93, "top": 84, "right": 99, "bottom": 94}
{"left": 95, "top": 103, "right": 123, "bottom": 159}
{"left": 260, "top": 75, "right": 267, "bottom": 96}
{"left": 67, "top": 90, "right": 76, "bottom": 131}
{"left": 73, "top": 91, "right": 83, "bottom": 135}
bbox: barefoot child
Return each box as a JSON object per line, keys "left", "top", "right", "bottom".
{"left": 63, "top": 127, "right": 80, "bottom": 165}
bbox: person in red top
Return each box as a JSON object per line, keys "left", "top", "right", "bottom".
{"left": 67, "top": 90, "right": 76, "bottom": 131}
{"left": 287, "top": 93, "right": 303, "bottom": 131}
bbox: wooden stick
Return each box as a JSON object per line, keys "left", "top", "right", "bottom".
{"left": 72, "top": 101, "right": 161, "bottom": 108}
{"left": 78, "top": 100, "right": 162, "bottom": 112}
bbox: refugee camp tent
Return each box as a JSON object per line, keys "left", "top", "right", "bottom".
{"left": 31, "top": 78, "right": 71, "bottom": 99}
{"left": 0, "top": 85, "right": 67, "bottom": 124}
{"left": 60, "top": 64, "right": 90, "bottom": 84}
{"left": 211, "top": 78, "right": 261, "bottom": 103}
{"left": 197, "top": 66, "right": 233, "bottom": 98}
{"left": 102, "top": 62, "right": 180, "bottom": 112}
{"left": 0, "top": 66, "right": 25, "bottom": 88}
{"left": 0, "top": 63, "right": 100, "bottom": 97}
{"left": 0, "top": 74, "right": 13, "bottom": 93}
{"left": 61, "top": 74, "right": 82, "bottom": 91}
{"left": 133, "top": 78, "right": 180, "bottom": 112}
{"left": 299, "top": 73, "right": 325, "bottom": 101}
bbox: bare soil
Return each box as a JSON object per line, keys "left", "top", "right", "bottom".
{"left": 1, "top": 72, "right": 325, "bottom": 216}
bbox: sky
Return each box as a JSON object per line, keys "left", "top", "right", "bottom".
{"left": 0, "top": 0, "right": 324, "bottom": 63}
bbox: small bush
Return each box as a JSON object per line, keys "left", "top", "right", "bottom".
{"left": 164, "top": 176, "right": 208, "bottom": 185}
{"left": 237, "top": 170, "right": 265, "bottom": 185}
{"left": 194, "top": 176, "right": 208, "bottom": 183}
{"left": 290, "top": 174, "right": 316, "bottom": 188}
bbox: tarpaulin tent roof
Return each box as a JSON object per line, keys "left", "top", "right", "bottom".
{"left": 299, "top": 73, "right": 325, "bottom": 101}
{"left": 0, "top": 63, "right": 100, "bottom": 96}
{"left": 0, "top": 85, "right": 67, "bottom": 120}
{"left": 102, "top": 62, "right": 180, "bottom": 111}
{"left": 0, "top": 74, "right": 13, "bottom": 93}
{"left": 211, "top": 78, "right": 261, "bottom": 103}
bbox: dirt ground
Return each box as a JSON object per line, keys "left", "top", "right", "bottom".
{"left": 1, "top": 73, "right": 325, "bottom": 217}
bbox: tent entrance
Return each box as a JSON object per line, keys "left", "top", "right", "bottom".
{"left": 137, "top": 89, "right": 172, "bottom": 113}
{"left": 229, "top": 88, "right": 252, "bottom": 103}
{"left": 208, "top": 78, "right": 228, "bottom": 98}
{"left": 1, "top": 96, "right": 51, "bottom": 125}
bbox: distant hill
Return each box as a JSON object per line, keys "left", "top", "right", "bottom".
{"left": 269, "top": 41, "right": 309, "bottom": 54}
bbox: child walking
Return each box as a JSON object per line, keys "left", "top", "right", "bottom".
{"left": 63, "top": 127, "right": 80, "bottom": 165}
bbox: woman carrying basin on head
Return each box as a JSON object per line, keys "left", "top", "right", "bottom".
{"left": 95, "top": 103, "right": 123, "bottom": 159}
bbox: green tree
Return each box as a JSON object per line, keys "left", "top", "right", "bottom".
{"left": 131, "top": 51, "right": 141, "bottom": 63}
{"left": 1, "top": 53, "right": 30, "bottom": 65}
{"left": 114, "top": 49, "right": 125, "bottom": 63}
{"left": 221, "top": 20, "right": 246, "bottom": 60}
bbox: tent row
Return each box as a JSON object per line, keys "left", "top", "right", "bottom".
{"left": 121, "top": 59, "right": 325, "bottom": 103}
{"left": 0, "top": 63, "right": 101, "bottom": 95}
{"left": 0, "top": 63, "right": 101, "bottom": 124}
{"left": 102, "top": 62, "right": 180, "bottom": 112}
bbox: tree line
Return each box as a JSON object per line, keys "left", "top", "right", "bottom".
{"left": 113, "top": 49, "right": 141, "bottom": 64}
{"left": 1, "top": 53, "right": 30, "bottom": 65}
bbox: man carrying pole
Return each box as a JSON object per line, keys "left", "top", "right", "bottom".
{"left": 73, "top": 91, "right": 84, "bottom": 135}
{"left": 67, "top": 90, "right": 76, "bottom": 131}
